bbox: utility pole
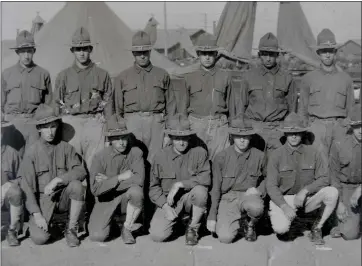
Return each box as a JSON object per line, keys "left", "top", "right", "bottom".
{"left": 213, "top": 21, "right": 217, "bottom": 35}
{"left": 164, "top": 2, "right": 168, "bottom": 57}
{"left": 203, "top": 13, "right": 208, "bottom": 31}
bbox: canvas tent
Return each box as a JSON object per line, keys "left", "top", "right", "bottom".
{"left": 2, "top": 2, "right": 179, "bottom": 81}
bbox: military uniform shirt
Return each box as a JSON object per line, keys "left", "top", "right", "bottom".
{"left": 112, "top": 63, "right": 176, "bottom": 116}
{"left": 54, "top": 62, "right": 112, "bottom": 116}
{"left": 298, "top": 67, "right": 354, "bottom": 120}
{"left": 241, "top": 65, "right": 297, "bottom": 122}
{"left": 267, "top": 144, "right": 329, "bottom": 207}
{"left": 1, "top": 145, "right": 21, "bottom": 185}
{"left": 209, "top": 146, "right": 266, "bottom": 220}
{"left": 89, "top": 146, "right": 145, "bottom": 197}
{"left": 149, "top": 146, "right": 211, "bottom": 208}
{"left": 1, "top": 62, "right": 52, "bottom": 114}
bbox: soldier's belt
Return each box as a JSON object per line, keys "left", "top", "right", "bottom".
{"left": 189, "top": 114, "right": 226, "bottom": 121}
{"left": 71, "top": 112, "right": 103, "bottom": 119}
{"left": 125, "top": 111, "right": 163, "bottom": 117}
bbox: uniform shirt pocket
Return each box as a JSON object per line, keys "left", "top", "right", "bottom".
{"left": 300, "top": 163, "right": 316, "bottom": 185}
{"left": 309, "top": 86, "right": 321, "bottom": 106}
{"left": 274, "top": 86, "right": 288, "bottom": 100}
{"left": 213, "top": 87, "right": 227, "bottom": 108}
{"left": 123, "top": 84, "right": 138, "bottom": 106}
{"left": 28, "top": 80, "right": 45, "bottom": 104}
{"left": 4, "top": 80, "right": 22, "bottom": 105}
{"left": 152, "top": 79, "right": 166, "bottom": 104}
{"left": 335, "top": 89, "right": 347, "bottom": 109}
{"left": 249, "top": 85, "right": 263, "bottom": 102}
{"left": 35, "top": 165, "right": 51, "bottom": 192}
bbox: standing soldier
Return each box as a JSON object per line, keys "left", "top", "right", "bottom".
{"left": 88, "top": 115, "right": 145, "bottom": 244}
{"left": 149, "top": 114, "right": 211, "bottom": 245}
{"left": 182, "top": 33, "right": 239, "bottom": 160}
{"left": 267, "top": 112, "right": 338, "bottom": 245}
{"left": 298, "top": 28, "right": 354, "bottom": 160}
{"left": 18, "top": 104, "right": 87, "bottom": 247}
{"left": 1, "top": 30, "right": 52, "bottom": 156}
{"left": 241, "top": 32, "right": 297, "bottom": 156}
{"left": 112, "top": 31, "right": 177, "bottom": 161}
{"left": 54, "top": 27, "right": 112, "bottom": 167}
{"left": 207, "top": 117, "right": 266, "bottom": 243}
{"left": 330, "top": 104, "right": 361, "bottom": 240}
{"left": 1, "top": 117, "right": 23, "bottom": 246}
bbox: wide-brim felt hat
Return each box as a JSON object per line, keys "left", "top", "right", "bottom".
{"left": 228, "top": 118, "right": 257, "bottom": 136}
{"left": 130, "top": 31, "right": 153, "bottom": 52}
{"left": 310, "top": 28, "right": 342, "bottom": 50}
{"left": 194, "top": 33, "right": 219, "bottom": 52}
{"left": 277, "top": 112, "right": 308, "bottom": 133}
{"left": 69, "top": 27, "right": 97, "bottom": 48}
{"left": 10, "top": 30, "right": 36, "bottom": 49}
{"left": 164, "top": 114, "right": 196, "bottom": 137}
{"left": 104, "top": 115, "right": 131, "bottom": 137}
{"left": 32, "top": 104, "right": 62, "bottom": 125}
{"left": 253, "top": 32, "right": 284, "bottom": 53}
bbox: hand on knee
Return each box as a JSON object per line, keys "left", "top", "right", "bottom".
{"left": 190, "top": 186, "right": 208, "bottom": 208}
{"left": 31, "top": 233, "right": 49, "bottom": 245}
{"left": 89, "top": 231, "right": 108, "bottom": 242}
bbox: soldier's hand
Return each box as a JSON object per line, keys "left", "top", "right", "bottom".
{"left": 96, "top": 173, "right": 109, "bottom": 182}
{"left": 350, "top": 187, "right": 361, "bottom": 209}
{"left": 44, "top": 177, "right": 63, "bottom": 196}
{"left": 245, "top": 187, "right": 260, "bottom": 196}
{"left": 118, "top": 170, "right": 133, "bottom": 181}
{"left": 281, "top": 203, "right": 296, "bottom": 221}
{"left": 207, "top": 220, "right": 216, "bottom": 233}
{"left": 162, "top": 204, "right": 178, "bottom": 221}
{"left": 294, "top": 189, "right": 308, "bottom": 208}
{"left": 33, "top": 213, "right": 48, "bottom": 232}
{"left": 167, "top": 182, "right": 184, "bottom": 206}
{"left": 336, "top": 202, "right": 348, "bottom": 221}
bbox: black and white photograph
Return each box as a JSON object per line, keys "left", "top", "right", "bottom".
{"left": 0, "top": 1, "right": 361, "bottom": 265}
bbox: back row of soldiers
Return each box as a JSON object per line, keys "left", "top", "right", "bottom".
{"left": 1, "top": 26, "right": 360, "bottom": 247}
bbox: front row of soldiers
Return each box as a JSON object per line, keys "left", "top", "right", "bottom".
{"left": 2, "top": 103, "right": 361, "bottom": 247}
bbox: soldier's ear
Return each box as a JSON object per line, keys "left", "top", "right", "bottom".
{"left": 89, "top": 46, "right": 93, "bottom": 53}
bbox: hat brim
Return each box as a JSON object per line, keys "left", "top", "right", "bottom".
{"left": 350, "top": 121, "right": 362, "bottom": 126}
{"left": 277, "top": 127, "right": 308, "bottom": 133}
{"left": 10, "top": 44, "right": 36, "bottom": 50}
{"left": 228, "top": 128, "right": 257, "bottom": 136}
{"left": 129, "top": 45, "right": 153, "bottom": 52}
{"left": 104, "top": 130, "right": 131, "bottom": 137}
{"left": 195, "top": 46, "right": 219, "bottom": 52}
{"left": 164, "top": 129, "right": 196, "bottom": 137}
{"left": 253, "top": 47, "right": 284, "bottom": 53}
{"left": 310, "top": 43, "right": 342, "bottom": 50}
{"left": 69, "top": 43, "right": 96, "bottom": 48}
{"left": 34, "top": 116, "right": 62, "bottom": 126}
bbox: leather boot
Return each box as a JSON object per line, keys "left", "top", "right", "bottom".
{"left": 244, "top": 218, "right": 257, "bottom": 242}
{"left": 185, "top": 226, "right": 199, "bottom": 246}
{"left": 330, "top": 226, "right": 342, "bottom": 238}
{"left": 65, "top": 228, "right": 80, "bottom": 247}
{"left": 6, "top": 229, "right": 20, "bottom": 246}
{"left": 121, "top": 226, "right": 136, "bottom": 244}
{"left": 308, "top": 226, "right": 325, "bottom": 245}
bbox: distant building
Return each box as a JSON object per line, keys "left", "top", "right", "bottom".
{"left": 338, "top": 39, "right": 361, "bottom": 62}
{"left": 31, "top": 12, "right": 45, "bottom": 35}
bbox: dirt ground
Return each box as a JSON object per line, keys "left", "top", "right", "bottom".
{"left": 1, "top": 221, "right": 361, "bottom": 266}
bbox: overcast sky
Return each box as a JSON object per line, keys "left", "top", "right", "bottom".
{"left": 1, "top": 1, "right": 361, "bottom": 47}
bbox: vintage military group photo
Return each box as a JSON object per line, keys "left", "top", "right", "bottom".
{"left": 1, "top": 1, "right": 361, "bottom": 266}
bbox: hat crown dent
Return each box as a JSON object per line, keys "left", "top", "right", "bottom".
{"left": 132, "top": 31, "right": 152, "bottom": 47}
{"left": 317, "top": 28, "right": 337, "bottom": 46}
{"left": 34, "top": 104, "right": 59, "bottom": 124}
{"left": 72, "top": 27, "right": 92, "bottom": 45}
{"left": 166, "top": 114, "right": 191, "bottom": 133}
{"left": 259, "top": 32, "right": 279, "bottom": 50}
{"left": 15, "top": 30, "right": 35, "bottom": 48}
{"left": 106, "top": 114, "right": 128, "bottom": 133}
{"left": 196, "top": 33, "right": 218, "bottom": 48}
{"left": 282, "top": 112, "right": 305, "bottom": 129}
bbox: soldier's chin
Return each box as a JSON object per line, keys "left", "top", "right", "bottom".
{"left": 44, "top": 136, "right": 55, "bottom": 142}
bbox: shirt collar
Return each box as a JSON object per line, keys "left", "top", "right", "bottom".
{"left": 39, "top": 137, "right": 57, "bottom": 149}
{"left": 232, "top": 145, "right": 251, "bottom": 160}
{"left": 72, "top": 60, "right": 94, "bottom": 73}
{"left": 285, "top": 143, "right": 304, "bottom": 155}
{"left": 110, "top": 146, "right": 129, "bottom": 157}
{"left": 134, "top": 62, "right": 153, "bottom": 74}
{"left": 200, "top": 65, "right": 217, "bottom": 76}
{"left": 17, "top": 61, "right": 36, "bottom": 73}
{"left": 319, "top": 65, "right": 338, "bottom": 75}
{"left": 260, "top": 64, "right": 280, "bottom": 76}
{"left": 352, "top": 136, "right": 361, "bottom": 148}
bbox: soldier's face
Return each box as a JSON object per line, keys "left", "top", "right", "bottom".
{"left": 171, "top": 136, "right": 190, "bottom": 154}
{"left": 199, "top": 51, "right": 217, "bottom": 68}
{"left": 133, "top": 51, "right": 151, "bottom": 67}
{"left": 352, "top": 125, "right": 362, "bottom": 141}
{"left": 259, "top": 51, "right": 278, "bottom": 69}
{"left": 286, "top": 132, "right": 303, "bottom": 147}
{"left": 110, "top": 135, "right": 129, "bottom": 153}
{"left": 16, "top": 48, "right": 35, "bottom": 67}
{"left": 317, "top": 48, "right": 336, "bottom": 67}
{"left": 233, "top": 135, "right": 251, "bottom": 152}
{"left": 73, "top": 46, "right": 92, "bottom": 64}
{"left": 38, "top": 121, "right": 59, "bottom": 143}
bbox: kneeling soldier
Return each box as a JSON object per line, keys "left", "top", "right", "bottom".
{"left": 1, "top": 118, "right": 23, "bottom": 246}
{"left": 330, "top": 104, "right": 361, "bottom": 240}
{"left": 18, "top": 104, "right": 87, "bottom": 247}
{"left": 207, "top": 117, "right": 266, "bottom": 243}
{"left": 88, "top": 115, "right": 144, "bottom": 244}
{"left": 267, "top": 112, "right": 339, "bottom": 245}
{"left": 149, "top": 114, "right": 211, "bottom": 245}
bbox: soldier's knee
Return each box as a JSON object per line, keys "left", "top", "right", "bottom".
{"left": 89, "top": 230, "right": 109, "bottom": 242}
{"left": 244, "top": 199, "right": 264, "bottom": 218}
{"left": 68, "top": 180, "right": 86, "bottom": 201}
{"left": 322, "top": 186, "right": 339, "bottom": 205}
{"left": 149, "top": 230, "right": 169, "bottom": 242}
{"left": 6, "top": 184, "right": 23, "bottom": 207}
{"left": 127, "top": 186, "right": 144, "bottom": 208}
{"left": 190, "top": 186, "right": 208, "bottom": 207}
{"left": 217, "top": 228, "right": 235, "bottom": 244}
{"left": 341, "top": 230, "right": 361, "bottom": 241}
{"left": 30, "top": 231, "right": 50, "bottom": 245}
{"left": 269, "top": 213, "right": 290, "bottom": 235}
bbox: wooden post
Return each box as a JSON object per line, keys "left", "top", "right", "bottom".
{"left": 164, "top": 2, "right": 168, "bottom": 57}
